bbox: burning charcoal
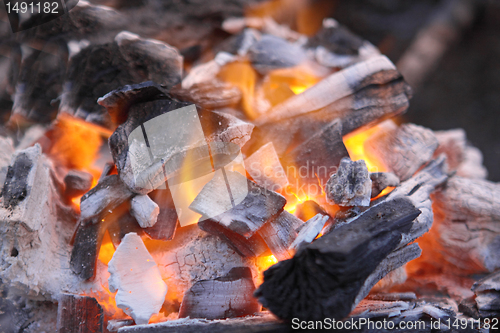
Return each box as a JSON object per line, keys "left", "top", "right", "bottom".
{"left": 142, "top": 189, "right": 178, "bottom": 241}
{"left": 56, "top": 294, "right": 103, "bottom": 333}
{"left": 289, "top": 214, "right": 329, "bottom": 251}
{"left": 64, "top": 170, "right": 93, "bottom": 199}
{"left": 130, "top": 194, "right": 159, "bottom": 228}
{"left": 350, "top": 299, "right": 412, "bottom": 319}
{"left": 107, "top": 319, "right": 135, "bottom": 332}
{"left": 179, "top": 267, "right": 261, "bottom": 319}
{"left": 295, "top": 200, "right": 328, "bottom": 223}
{"left": 370, "top": 172, "right": 400, "bottom": 198}
{"left": 115, "top": 31, "right": 183, "bottom": 88}
{"left": 60, "top": 32, "right": 182, "bottom": 125}
{"left": 248, "top": 35, "right": 306, "bottom": 74}
{"left": 254, "top": 196, "right": 420, "bottom": 321}
{"left": 325, "top": 158, "right": 372, "bottom": 207}
{"left": 433, "top": 129, "right": 467, "bottom": 171}
{"left": 472, "top": 270, "right": 500, "bottom": 315}
{"left": 107, "top": 210, "right": 145, "bottom": 247}
{"left": 244, "top": 142, "right": 289, "bottom": 191}
{"left": 413, "top": 175, "right": 500, "bottom": 275}
{"left": 282, "top": 119, "right": 349, "bottom": 186}
{"left": 457, "top": 145, "right": 488, "bottom": 179}
{"left": 257, "top": 211, "right": 303, "bottom": 260}
{"left": 0, "top": 136, "right": 14, "bottom": 189}
{"left": 365, "top": 123, "right": 439, "bottom": 181}
{"left": 80, "top": 175, "right": 134, "bottom": 222}
{"left": 171, "top": 80, "right": 242, "bottom": 109}
{"left": 182, "top": 52, "right": 236, "bottom": 89}
{"left": 255, "top": 55, "right": 404, "bottom": 126}
{"left": 108, "top": 233, "right": 167, "bottom": 325}
{"left": 0, "top": 145, "right": 81, "bottom": 300}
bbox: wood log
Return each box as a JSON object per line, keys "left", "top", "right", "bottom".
{"left": 325, "top": 158, "right": 372, "bottom": 207}
{"left": 254, "top": 197, "right": 420, "bottom": 321}
{"left": 108, "top": 233, "right": 167, "bottom": 325}
{"left": 282, "top": 118, "right": 349, "bottom": 187}
{"left": 257, "top": 211, "right": 303, "bottom": 261}
{"left": 56, "top": 294, "right": 103, "bottom": 333}
{"left": 244, "top": 142, "right": 289, "bottom": 191}
{"left": 411, "top": 175, "right": 500, "bottom": 275}
{"left": 64, "top": 170, "right": 93, "bottom": 199}
{"left": 364, "top": 123, "right": 439, "bottom": 181}
{"left": 179, "top": 267, "right": 261, "bottom": 319}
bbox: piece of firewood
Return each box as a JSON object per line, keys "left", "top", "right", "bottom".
{"left": 364, "top": 123, "right": 439, "bottom": 181}
{"left": 244, "top": 142, "right": 289, "bottom": 191}
{"left": 56, "top": 294, "right": 103, "bottom": 333}
{"left": 282, "top": 118, "right": 349, "bottom": 187}
{"left": 130, "top": 194, "right": 159, "bottom": 228}
{"left": 108, "top": 233, "right": 167, "bottom": 325}
{"left": 64, "top": 170, "right": 93, "bottom": 199}
{"left": 289, "top": 214, "right": 329, "bottom": 251}
{"left": 254, "top": 197, "right": 420, "bottom": 321}
{"left": 325, "top": 158, "right": 372, "bottom": 206}
{"left": 257, "top": 211, "right": 303, "bottom": 261}
{"left": 370, "top": 172, "right": 399, "bottom": 198}
{"left": 179, "top": 267, "right": 261, "bottom": 319}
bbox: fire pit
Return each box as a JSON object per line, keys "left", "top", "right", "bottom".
{"left": 0, "top": 0, "right": 499, "bottom": 332}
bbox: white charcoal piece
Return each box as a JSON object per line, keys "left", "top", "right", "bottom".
{"left": 131, "top": 195, "right": 160, "bottom": 228}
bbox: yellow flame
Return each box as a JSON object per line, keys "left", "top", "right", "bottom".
{"left": 343, "top": 124, "right": 388, "bottom": 173}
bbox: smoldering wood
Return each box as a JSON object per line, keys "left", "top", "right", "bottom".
{"left": 418, "top": 176, "right": 500, "bottom": 274}
{"left": 282, "top": 118, "right": 349, "bottom": 187}
{"left": 79, "top": 174, "right": 134, "bottom": 222}
{"left": 107, "top": 210, "right": 145, "bottom": 248}
{"left": 0, "top": 136, "right": 14, "bottom": 188}
{"left": 0, "top": 145, "right": 86, "bottom": 300}
{"left": 64, "top": 170, "right": 93, "bottom": 199}
{"left": 142, "top": 189, "right": 178, "bottom": 241}
{"left": 244, "top": 142, "right": 289, "bottom": 191}
{"left": 370, "top": 172, "right": 400, "bottom": 198}
{"left": 325, "top": 158, "right": 372, "bottom": 207}
{"left": 364, "top": 123, "right": 439, "bottom": 181}
{"left": 248, "top": 35, "right": 306, "bottom": 74}
{"left": 170, "top": 80, "right": 242, "bottom": 110}
{"left": 247, "top": 68, "right": 411, "bottom": 158}
{"left": 56, "top": 294, "right": 103, "bottom": 333}
{"left": 179, "top": 267, "right": 261, "bottom": 319}
{"left": 254, "top": 197, "right": 420, "bottom": 321}
{"left": 193, "top": 174, "right": 286, "bottom": 239}
{"left": 289, "top": 214, "right": 329, "bottom": 251}
{"left": 295, "top": 200, "right": 328, "bottom": 225}
{"left": 256, "top": 211, "right": 303, "bottom": 261}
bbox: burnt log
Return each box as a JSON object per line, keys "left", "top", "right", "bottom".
{"left": 282, "top": 118, "right": 349, "bottom": 187}
{"left": 325, "top": 157, "right": 372, "bottom": 207}
{"left": 364, "top": 123, "right": 439, "bottom": 181}
{"left": 254, "top": 196, "right": 420, "bottom": 321}
{"left": 56, "top": 294, "right": 103, "bottom": 333}
{"left": 179, "top": 267, "right": 261, "bottom": 319}
{"left": 257, "top": 211, "right": 303, "bottom": 261}
{"left": 64, "top": 170, "right": 93, "bottom": 199}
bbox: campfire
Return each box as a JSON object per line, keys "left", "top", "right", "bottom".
{"left": 0, "top": 0, "right": 499, "bottom": 332}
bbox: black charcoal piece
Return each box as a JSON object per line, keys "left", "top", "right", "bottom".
{"left": 179, "top": 267, "right": 261, "bottom": 320}
{"left": 64, "top": 170, "right": 93, "bottom": 199}
{"left": 257, "top": 211, "right": 303, "bottom": 261}
{"left": 1, "top": 153, "right": 33, "bottom": 208}
{"left": 56, "top": 294, "right": 103, "bottom": 333}
{"left": 325, "top": 158, "right": 372, "bottom": 207}
{"left": 306, "top": 23, "right": 364, "bottom": 55}
{"left": 143, "top": 188, "right": 178, "bottom": 241}
{"left": 254, "top": 197, "right": 420, "bottom": 321}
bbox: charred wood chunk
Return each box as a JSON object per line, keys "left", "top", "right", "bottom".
{"left": 306, "top": 21, "right": 364, "bottom": 56}
{"left": 1, "top": 151, "right": 33, "bottom": 208}
{"left": 179, "top": 267, "right": 261, "bottom": 320}
{"left": 248, "top": 35, "right": 306, "bottom": 74}
{"left": 370, "top": 172, "right": 399, "bottom": 198}
{"left": 70, "top": 221, "right": 103, "bottom": 281}
{"left": 64, "top": 170, "right": 93, "bottom": 199}
{"left": 472, "top": 270, "right": 500, "bottom": 315}
{"left": 193, "top": 175, "right": 286, "bottom": 239}
{"left": 107, "top": 210, "right": 144, "bottom": 248}
{"left": 283, "top": 119, "right": 349, "bottom": 187}
{"left": 325, "top": 158, "right": 372, "bottom": 207}
{"left": 244, "top": 142, "right": 289, "bottom": 192}
{"left": 170, "top": 80, "right": 242, "bottom": 110}
{"left": 289, "top": 214, "right": 329, "bottom": 251}
{"left": 80, "top": 174, "right": 134, "bottom": 221}
{"left": 56, "top": 294, "right": 103, "bottom": 333}
{"left": 130, "top": 194, "right": 159, "bottom": 228}
{"left": 365, "top": 123, "right": 439, "bottom": 181}
{"left": 143, "top": 189, "right": 178, "bottom": 241}
{"left": 257, "top": 211, "right": 303, "bottom": 261}
{"left": 254, "top": 197, "right": 420, "bottom": 321}
{"left": 295, "top": 200, "right": 328, "bottom": 224}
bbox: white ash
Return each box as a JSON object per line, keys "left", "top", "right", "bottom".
{"left": 130, "top": 195, "right": 159, "bottom": 228}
